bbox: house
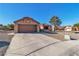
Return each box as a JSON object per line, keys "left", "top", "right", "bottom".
{"left": 72, "top": 26, "right": 79, "bottom": 31}
{"left": 64, "top": 26, "right": 72, "bottom": 31}
{"left": 55, "top": 26, "right": 65, "bottom": 31}
{"left": 64, "top": 26, "right": 79, "bottom": 32}
{"left": 39, "top": 24, "right": 52, "bottom": 32}
{"left": 14, "top": 17, "right": 52, "bottom": 33}
{"left": 14, "top": 17, "right": 40, "bottom": 33}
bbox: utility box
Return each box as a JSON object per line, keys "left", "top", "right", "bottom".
{"left": 64, "top": 35, "right": 71, "bottom": 40}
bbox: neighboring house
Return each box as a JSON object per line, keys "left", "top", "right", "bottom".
{"left": 72, "top": 26, "right": 79, "bottom": 31}
{"left": 64, "top": 26, "right": 79, "bottom": 32}
{"left": 55, "top": 26, "right": 64, "bottom": 31}
{"left": 39, "top": 24, "right": 51, "bottom": 30}
{"left": 64, "top": 26, "right": 72, "bottom": 31}
{"left": 14, "top": 17, "right": 52, "bottom": 33}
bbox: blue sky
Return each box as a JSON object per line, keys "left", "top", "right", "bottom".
{"left": 0, "top": 3, "right": 79, "bottom": 26}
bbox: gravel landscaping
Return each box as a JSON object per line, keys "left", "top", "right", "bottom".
{"left": 0, "top": 32, "right": 14, "bottom": 56}
{"left": 44, "top": 31, "right": 79, "bottom": 41}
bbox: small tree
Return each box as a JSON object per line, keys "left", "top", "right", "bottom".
{"left": 3, "top": 24, "right": 14, "bottom": 30}
{"left": 49, "top": 16, "right": 62, "bottom": 31}
{"left": 74, "top": 23, "right": 79, "bottom": 27}
{"left": 7, "top": 24, "right": 14, "bottom": 30}
{"left": 3, "top": 25, "right": 8, "bottom": 30}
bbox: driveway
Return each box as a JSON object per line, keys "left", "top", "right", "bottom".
{"left": 5, "top": 33, "right": 79, "bottom": 56}
{"left": 5, "top": 33, "right": 60, "bottom": 56}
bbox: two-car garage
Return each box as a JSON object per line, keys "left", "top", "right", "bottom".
{"left": 18, "top": 24, "right": 37, "bottom": 33}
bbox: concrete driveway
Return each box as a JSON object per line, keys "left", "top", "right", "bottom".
{"left": 5, "top": 33, "right": 60, "bottom": 56}
{"left": 5, "top": 33, "right": 79, "bottom": 56}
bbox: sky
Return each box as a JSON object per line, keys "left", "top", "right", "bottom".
{"left": 0, "top": 3, "right": 79, "bottom": 26}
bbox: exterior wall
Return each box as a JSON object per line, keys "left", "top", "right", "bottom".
{"left": 48, "top": 26, "right": 52, "bottom": 31}
{"left": 39, "top": 24, "right": 44, "bottom": 30}
{"left": 37, "top": 25, "right": 40, "bottom": 32}
{"left": 14, "top": 24, "right": 19, "bottom": 33}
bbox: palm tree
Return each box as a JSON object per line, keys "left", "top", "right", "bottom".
{"left": 49, "top": 16, "right": 62, "bottom": 32}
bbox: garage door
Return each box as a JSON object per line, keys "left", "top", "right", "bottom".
{"left": 18, "top": 24, "right": 37, "bottom": 33}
